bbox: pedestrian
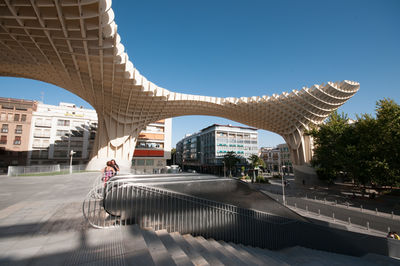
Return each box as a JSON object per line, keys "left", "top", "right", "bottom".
{"left": 111, "top": 159, "right": 120, "bottom": 175}
{"left": 387, "top": 231, "right": 400, "bottom": 240}
{"left": 102, "top": 161, "right": 116, "bottom": 182}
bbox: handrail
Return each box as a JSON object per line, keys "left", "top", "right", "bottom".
{"left": 83, "top": 179, "right": 299, "bottom": 249}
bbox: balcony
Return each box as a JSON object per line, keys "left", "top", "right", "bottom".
{"left": 33, "top": 133, "right": 50, "bottom": 138}
{"left": 1, "top": 129, "right": 8, "bottom": 133}
{"left": 15, "top": 129, "right": 22, "bottom": 134}
{"left": 35, "top": 122, "right": 52, "bottom": 127}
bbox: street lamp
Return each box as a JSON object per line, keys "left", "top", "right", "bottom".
{"left": 281, "top": 165, "right": 286, "bottom": 205}
{"left": 69, "top": 150, "right": 76, "bottom": 174}
{"left": 223, "top": 161, "right": 226, "bottom": 178}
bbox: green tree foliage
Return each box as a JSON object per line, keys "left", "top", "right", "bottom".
{"left": 248, "top": 154, "right": 265, "bottom": 169}
{"left": 308, "top": 99, "right": 400, "bottom": 187}
{"left": 223, "top": 151, "right": 240, "bottom": 177}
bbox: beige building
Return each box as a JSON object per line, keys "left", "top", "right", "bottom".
{"left": 0, "top": 97, "right": 37, "bottom": 172}
{"left": 131, "top": 119, "right": 172, "bottom": 174}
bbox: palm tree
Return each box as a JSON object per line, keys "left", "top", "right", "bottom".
{"left": 248, "top": 154, "right": 265, "bottom": 182}
{"left": 223, "top": 151, "right": 240, "bottom": 177}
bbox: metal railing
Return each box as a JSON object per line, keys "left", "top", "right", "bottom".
{"left": 82, "top": 177, "right": 400, "bottom": 258}
{"left": 83, "top": 178, "right": 298, "bottom": 249}
{"left": 8, "top": 164, "right": 87, "bottom": 176}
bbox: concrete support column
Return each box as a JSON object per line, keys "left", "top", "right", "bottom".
{"left": 86, "top": 112, "right": 141, "bottom": 173}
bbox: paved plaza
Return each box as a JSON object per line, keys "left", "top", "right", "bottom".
{"left": 0, "top": 172, "right": 399, "bottom": 265}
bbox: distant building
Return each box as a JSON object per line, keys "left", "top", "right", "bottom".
{"left": 176, "top": 124, "right": 258, "bottom": 174}
{"left": 131, "top": 119, "right": 172, "bottom": 174}
{"left": 260, "top": 143, "right": 293, "bottom": 174}
{"left": 0, "top": 97, "right": 37, "bottom": 172}
{"left": 28, "top": 102, "right": 97, "bottom": 165}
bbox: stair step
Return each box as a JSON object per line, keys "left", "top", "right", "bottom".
{"left": 156, "top": 230, "right": 194, "bottom": 266}
{"left": 239, "top": 244, "right": 289, "bottom": 266}
{"left": 207, "top": 238, "right": 248, "bottom": 266}
{"left": 195, "top": 236, "right": 240, "bottom": 266}
{"left": 170, "top": 232, "right": 210, "bottom": 266}
{"left": 120, "top": 225, "right": 156, "bottom": 265}
{"left": 141, "top": 227, "right": 176, "bottom": 266}
{"left": 183, "top": 234, "right": 224, "bottom": 266}
{"left": 218, "top": 241, "right": 259, "bottom": 266}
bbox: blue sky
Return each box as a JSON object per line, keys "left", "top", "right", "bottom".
{"left": 1, "top": 0, "right": 399, "bottom": 148}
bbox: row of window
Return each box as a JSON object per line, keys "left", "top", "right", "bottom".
{"left": 0, "top": 135, "right": 21, "bottom": 145}
{"left": 135, "top": 142, "right": 164, "bottom": 149}
{"left": 1, "top": 124, "right": 23, "bottom": 134}
{"left": 0, "top": 113, "right": 27, "bottom": 122}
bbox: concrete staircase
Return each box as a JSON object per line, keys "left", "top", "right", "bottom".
{"left": 89, "top": 225, "right": 398, "bottom": 266}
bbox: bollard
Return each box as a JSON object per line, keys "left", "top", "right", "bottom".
{"left": 314, "top": 196, "right": 317, "bottom": 201}
{"left": 360, "top": 205, "right": 363, "bottom": 212}
{"left": 375, "top": 208, "right": 378, "bottom": 215}
{"left": 348, "top": 217, "right": 351, "bottom": 225}
{"left": 306, "top": 194, "right": 308, "bottom": 199}
{"left": 306, "top": 205, "right": 308, "bottom": 213}
{"left": 318, "top": 209, "right": 320, "bottom": 216}
{"left": 295, "top": 203, "right": 297, "bottom": 209}
{"left": 391, "top": 211, "right": 394, "bottom": 219}
{"left": 388, "top": 227, "right": 391, "bottom": 233}
{"left": 346, "top": 202, "right": 349, "bottom": 208}
{"left": 324, "top": 198, "right": 326, "bottom": 204}
{"left": 332, "top": 213, "right": 335, "bottom": 221}
{"left": 366, "top": 222, "right": 369, "bottom": 230}
{"left": 335, "top": 200, "right": 337, "bottom": 205}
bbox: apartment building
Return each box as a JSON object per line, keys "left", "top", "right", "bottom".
{"left": 260, "top": 143, "right": 293, "bottom": 174}
{"left": 176, "top": 124, "right": 258, "bottom": 174}
{"left": 28, "top": 102, "right": 97, "bottom": 165}
{"left": 0, "top": 97, "right": 37, "bottom": 172}
{"left": 131, "top": 119, "right": 172, "bottom": 174}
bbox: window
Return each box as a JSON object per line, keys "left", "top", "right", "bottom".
{"left": 21, "top": 114, "right": 27, "bottom": 122}
{"left": 136, "top": 159, "right": 145, "bottom": 166}
{"left": 74, "top": 151, "right": 82, "bottom": 158}
{"left": 7, "top": 113, "right": 13, "bottom": 121}
{"left": 14, "top": 114, "right": 20, "bottom": 121}
{"left": 70, "top": 130, "right": 83, "bottom": 137}
{"left": 0, "top": 113, "right": 6, "bottom": 121}
{"left": 0, "top": 135, "right": 6, "bottom": 145}
{"left": 33, "top": 139, "right": 41, "bottom": 147}
{"left": 90, "top": 132, "right": 96, "bottom": 140}
{"left": 14, "top": 136, "right": 21, "bottom": 145}
{"left": 56, "top": 130, "right": 69, "bottom": 137}
{"left": 15, "top": 125, "right": 22, "bottom": 134}
{"left": 54, "top": 150, "right": 68, "bottom": 158}
{"left": 146, "top": 159, "right": 154, "bottom": 166}
{"left": 1, "top": 124, "right": 8, "bottom": 133}
{"left": 57, "top": 119, "right": 70, "bottom": 126}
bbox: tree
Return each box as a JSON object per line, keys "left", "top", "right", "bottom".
{"left": 223, "top": 151, "right": 240, "bottom": 177}
{"left": 248, "top": 154, "right": 265, "bottom": 182}
{"left": 307, "top": 99, "right": 400, "bottom": 188}
{"left": 307, "top": 111, "right": 350, "bottom": 183}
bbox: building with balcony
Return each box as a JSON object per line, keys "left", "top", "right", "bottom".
{"left": 28, "top": 102, "right": 97, "bottom": 165}
{"left": 0, "top": 97, "right": 37, "bottom": 172}
{"left": 176, "top": 124, "right": 258, "bottom": 174}
{"left": 131, "top": 119, "right": 172, "bottom": 174}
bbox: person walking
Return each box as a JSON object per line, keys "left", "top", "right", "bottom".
{"left": 102, "top": 161, "right": 116, "bottom": 182}
{"left": 111, "top": 159, "right": 120, "bottom": 175}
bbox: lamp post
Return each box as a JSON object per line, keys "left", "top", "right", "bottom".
{"left": 281, "top": 165, "right": 286, "bottom": 205}
{"left": 223, "top": 161, "right": 226, "bottom": 178}
{"left": 69, "top": 150, "right": 76, "bottom": 174}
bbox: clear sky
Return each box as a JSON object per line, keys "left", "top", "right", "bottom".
{"left": 1, "top": 0, "right": 399, "bottom": 148}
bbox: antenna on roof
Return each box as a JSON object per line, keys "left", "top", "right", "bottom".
{"left": 40, "top": 91, "right": 44, "bottom": 103}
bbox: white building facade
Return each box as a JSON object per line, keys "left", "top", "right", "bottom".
{"left": 28, "top": 102, "right": 97, "bottom": 165}
{"left": 28, "top": 102, "right": 172, "bottom": 171}
{"left": 176, "top": 124, "right": 258, "bottom": 174}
